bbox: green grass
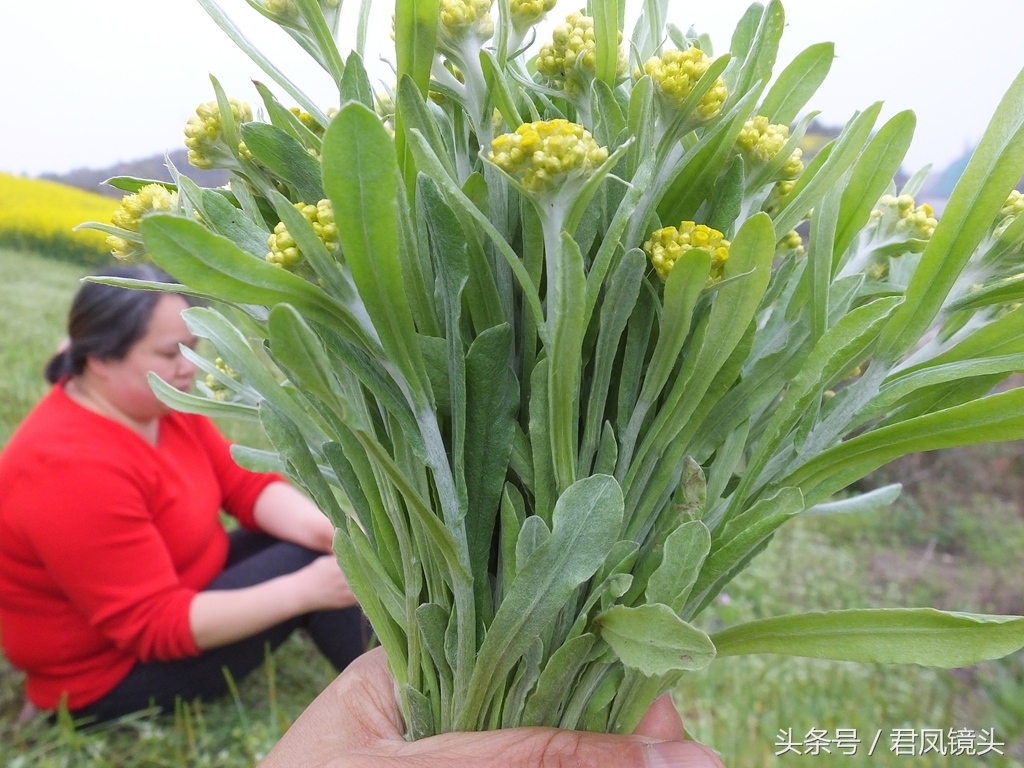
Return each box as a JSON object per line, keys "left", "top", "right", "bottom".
{"left": 2, "top": 247, "right": 1024, "bottom": 766}
{"left": 0, "top": 248, "right": 88, "bottom": 445}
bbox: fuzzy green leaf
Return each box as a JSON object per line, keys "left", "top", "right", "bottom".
{"left": 597, "top": 604, "right": 716, "bottom": 675}
{"left": 712, "top": 609, "right": 1024, "bottom": 667}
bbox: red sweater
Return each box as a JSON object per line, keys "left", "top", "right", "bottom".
{"left": 0, "top": 384, "right": 281, "bottom": 710}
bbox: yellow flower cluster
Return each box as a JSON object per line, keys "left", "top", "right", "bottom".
{"left": 439, "top": 0, "right": 494, "bottom": 40}
{"left": 995, "top": 190, "right": 1024, "bottom": 241}
{"left": 736, "top": 116, "right": 804, "bottom": 177}
{"left": 0, "top": 173, "right": 115, "bottom": 265}
{"left": 266, "top": 200, "right": 339, "bottom": 269}
{"left": 779, "top": 229, "right": 804, "bottom": 255}
{"left": 184, "top": 99, "right": 253, "bottom": 170}
{"left": 488, "top": 119, "right": 609, "bottom": 194}
{"left": 290, "top": 107, "right": 327, "bottom": 136}
{"left": 510, "top": 0, "right": 557, "bottom": 29}
{"left": 536, "top": 11, "right": 627, "bottom": 97}
{"left": 643, "top": 48, "right": 728, "bottom": 119}
{"left": 643, "top": 222, "right": 731, "bottom": 282}
{"left": 264, "top": 0, "right": 297, "bottom": 16}
{"left": 205, "top": 357, "right": 240, "bottom": 401}
{"left": 108, "top": 185, "right": 179, "bottom": 260}
{"left": 871, "top": 194, "right": 938, "bottom": 241}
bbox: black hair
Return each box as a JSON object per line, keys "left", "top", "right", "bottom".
{"left": 44, "top": 265, "right": 183, "bottom": 384}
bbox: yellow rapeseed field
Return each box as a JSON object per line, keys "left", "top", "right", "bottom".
{"left": 0, "top": 173, "right": 117, "bottom": 264}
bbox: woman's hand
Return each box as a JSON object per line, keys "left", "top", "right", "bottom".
{"left": 190, "top": 556, "right": 357, "bottom": 650}
{"left": 295, "top": 555, "right": 359, "bottom": 613}
{"left": 260, "top": 647, "right": 725, "bottom": 768}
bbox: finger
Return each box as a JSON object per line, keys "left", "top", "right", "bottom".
{"left": 389, "top": 725, "right": 725, "bottom": 768}
{"left": 633, "top": 693, "right": 686, "bottom": 741}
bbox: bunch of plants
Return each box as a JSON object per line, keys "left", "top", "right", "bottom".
{"left": 83, "top": 0, "right": 1024, "bottom": 740}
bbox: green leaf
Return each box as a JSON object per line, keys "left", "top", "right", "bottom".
{"left": 465, "top": 324, "right": 519, "bottom": 621}
{"left": 759, "top": 42, "right": 834, "bottom": 126}
{"left": 398, "top": 76, "right": 458, "bottom": 181}
{"left": 805, "top": 484, "right": 902, "bottom": 516}
{"left": 731, "top": 296, "right": 902, "bottom": 510}
{"left": 258, "top": 401, "right": 346, "bottom": 527}
{"left": 730, "top": 0, "right": 784, "bottom": 102}
{"left": 102, "top": 176, "right": 176, "bottom": 194}
{"left": 773, "top": 102, "right": 882, "bottom": 237}
{"left": 521, "top": 634, "right": 596, "bottom": 727}
{"left": 707, "top": 157, "right": 745, "bottom": 236}
{"left": 322, "top": 102, "right": 432, "bottom": 409}
{"left": 200, "top": 188, "right": 270, "bottom": 260}
{"left": 784, "top": 387, "right": 1024, "bottom": 504}
{"left": 195, "top": 0, "right": 328, "bottom": 125}
{"left": 267, "top": 304, "right": 338, "bottom": 408}
{"left": 876, "top": 65, "right": 1024, "bottom": 364}
{"left": 645, "top": 520, "right": 712, "bottom": 613}
{"left": 148, "top": 374, "right": 260, "bottom": 422}
{"left": 630, "top": 214, "right": 775, "bottom": 491}
{"left": 596, "top": 604, "right": 716, "bottom": 676}
{"left": 592, "top": 79, "right": 626, "bottom": 149}
{"left": 182, "top": 307, "right": 326, "bottom": 444}
{"left": 593, "top": 0, "right": 622, "bottom": 87}
{"left": 806, "top": 176, "right": 845, "bottom": 341}
{"left": 139, "top": 215, "right": 375, "bottom": 352}
{"left": 727, "top": 3, "right": 763, "bottom": 70}
{"left": 620, "top": 248, "right": 710, "bottom": 469}
{"left": 292, "top": 0, "right": 346, "bottom": 88}
{"left": 405, "top": 128, "right": 546, "bottom": 337}
{"left": 547, "top": 233, "right": 587, "bottom": 493}
{"left": 241, "top": 122, "right": 325, "bottom": 206}
{"left": 579, "top": 249, "right": 645, "bottom": 477}
{"left": 253, "top": 80, "right": 322, "bottom": 153}
{"left": 395, "top": 0, "right": 440, "bottom": 98}
{"left": 458, "top": 474, "right": 624, "bottom": 730}
{"left": 480, "top": 49, "right": 523, "bottom": 128}
{"left": 833, "top": 110, "right": 917, "bottom": 265}
{"left": 339, "top": 51, "right": 375, "bottom": 109}
{"left": 685, "top": 487, "right": 803, "bottom": 619}
{"left": 712, "top": 608, "right": 1024, "bottom": 667}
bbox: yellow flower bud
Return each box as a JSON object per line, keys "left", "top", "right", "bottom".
{"left": 439, "top": 0, "right": 494, "bottom": 40}
{"left": 872, "top": 194, "right": 938, "bottom": 241}
{"left": 184, "top": 98, "right": 253, "bottom": 170}
{"left": 107, "top": 184, "right": 179, "bottom": 260}
{"left": 487, "top": 119, "right": 609, "bottom": 194}
{"left": 736, "top": 116, "right": 800, "bottom": 173}
{"left": 510, "top": 0, "right": 557, "bottom": 30}
{"left": 537, "top": 11, "right": 626, "bottom": 98}
{"left": 643, "top": 48, "right": 727, "bottom": 120}
{"left": 779, "top": 229, "right": 804, "bottom": 255}
{"left": 643, "top": 222, "right": 731, "bottom": 282}
{"left": 265, "top": 199, "right": 340, "bottom": 269}
{"left": 205, "top": 357, "right": 241, "bottom": 401}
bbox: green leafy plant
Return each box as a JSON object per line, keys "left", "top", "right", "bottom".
{"left": 83, "top": 0, "right": 1024, "bottom": 740}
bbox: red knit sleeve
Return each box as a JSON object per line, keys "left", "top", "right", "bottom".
{"left": 188, "top": 416, "right": 285, "bottom": 531}
{"left": 15, "top": 456, "right": 200, "bottom": 662}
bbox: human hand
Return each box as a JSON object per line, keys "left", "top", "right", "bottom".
{"left": 260, "top": 646, "right": 725, "bottom": 768}
{"left": 296, "top": 555, "right": 359, "bottom": 612}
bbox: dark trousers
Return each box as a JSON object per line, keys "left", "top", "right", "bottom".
{"left": 70, "top": 531, "right": 367, "bottom": 724}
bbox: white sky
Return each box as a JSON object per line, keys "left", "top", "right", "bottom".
{"left": 2, "top": 1, "right": 1023, "bottom": 179}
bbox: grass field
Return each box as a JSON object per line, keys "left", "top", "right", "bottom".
{"left": 1, "top": 246, "right": 1023, "bottom": 766}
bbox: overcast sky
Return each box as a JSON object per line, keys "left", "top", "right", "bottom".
{"left": 2, "top": 1, "right": 1023, "bottom": 179}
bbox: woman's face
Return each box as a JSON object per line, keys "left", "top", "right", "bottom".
{"left": 88, "top": 294, "right": 199, "bottom": 421}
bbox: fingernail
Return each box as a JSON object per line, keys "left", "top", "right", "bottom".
{"left": 646, "top": 740, "right": 725, "bottom": 768}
